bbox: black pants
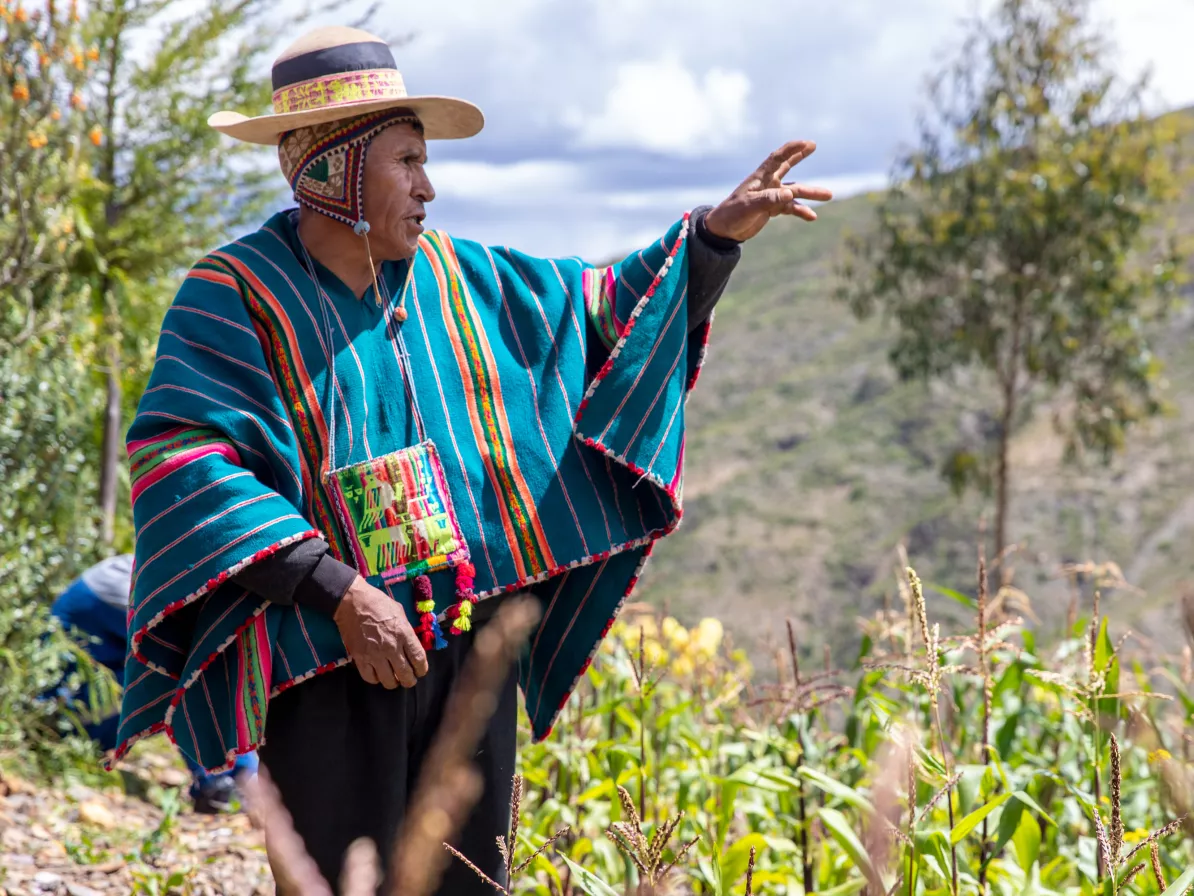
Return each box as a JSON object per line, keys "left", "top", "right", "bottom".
{"left": 259, "top": 629, "right": 518, "bottom": 895}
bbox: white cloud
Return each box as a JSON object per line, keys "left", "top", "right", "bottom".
{"left": 564, "top": 56, "right": 752, "bottom": 156}
{"left": 420, "top": 158, "right": 885, "bottom": 261}
{"left": 270, "top": 0, "right": 1194, "bottom": 261}
{"left": 427, "top": 160, "right": 581, "bottom": 203}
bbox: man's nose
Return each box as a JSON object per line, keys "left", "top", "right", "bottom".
{"left": 413, "top": 169, "right": 435, "bottom": 203}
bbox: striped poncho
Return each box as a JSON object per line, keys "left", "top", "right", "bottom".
{"left": 112, "top": 209, "right": 708, "bottom": 772}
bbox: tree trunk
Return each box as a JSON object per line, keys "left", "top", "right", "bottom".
{"left": 96, "top": 5, "right": 124, "bottom": 547}
{"left": 994, "top": 388, "right": 1013, "bottom": 581}
{"left": 98, "top": 340, "right": 121, "bottom": 546}
{"left": 994, "top": 292, "right": 1024, "bottom": 582}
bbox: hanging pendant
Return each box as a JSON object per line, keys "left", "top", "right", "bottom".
{"left": 394, "top": 306, "right": 408, "bottom": 322}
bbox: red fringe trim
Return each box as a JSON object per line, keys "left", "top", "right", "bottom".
{"left": 538, "top": 540, "right": 656, "bottom": 742}
{"left": 107, "top": 531, "right": 321, "bottom": 771}
{"left": 574, "top": 213, "right": 690, "bottom": 429}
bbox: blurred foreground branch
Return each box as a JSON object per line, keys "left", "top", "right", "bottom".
{"left": 247, "top": 595, "right": 541, "bottom": 896}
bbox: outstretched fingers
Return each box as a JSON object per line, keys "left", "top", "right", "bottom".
{"left": 782, "top": 202, "right": 818, "bottom": 222}
{"left": 783, "top": 182, "right": 834, "bottom": 202}
{"left": 761, "top": 140, "right": 817, "bottom": 181}
{"left": 763, "top": 185, "right": 824, "bottom": 220}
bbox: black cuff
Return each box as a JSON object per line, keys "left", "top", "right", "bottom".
{"left": 694, "top": 206, "right": 741, "bottom": 254}
{"left": 293, "top": 552, "right": 358, "bottom": 616}
{"left": 231, "top": 536, "right": 327, "bottom": 606}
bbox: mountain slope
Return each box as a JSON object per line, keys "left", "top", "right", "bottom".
{"left": 640, "top": 156, "right": 1194, "bottom": 663}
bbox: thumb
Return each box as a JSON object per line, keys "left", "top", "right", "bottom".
{"left": 403, "top": 625, "right": 429, "bottom": 676}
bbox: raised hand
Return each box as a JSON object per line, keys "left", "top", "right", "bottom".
{"left": 704, "top": 140, "right": 833, "bottom": 243}
{"left": 333, "top": 576, "right": 429, "bottom": 688}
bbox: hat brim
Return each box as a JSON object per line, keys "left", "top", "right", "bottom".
{"left": 208, "top": 95, "right": 484, "bottom": 145}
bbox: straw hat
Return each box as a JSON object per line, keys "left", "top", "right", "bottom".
{"left": 208, "top": 26, "right": 484, "bottom": 145}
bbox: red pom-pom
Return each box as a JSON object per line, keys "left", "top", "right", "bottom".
{"left": 413, "top": 575, "right": 433, "bottom": 601}
{"left": 457, "top": 562, "right": 476, "bottom": 579}
{"left": 419, "top": 628, "right": 436, "bottom": 649}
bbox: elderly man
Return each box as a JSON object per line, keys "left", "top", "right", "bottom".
{"left": 110, "top": 24, "right": 830, "bottom": 895}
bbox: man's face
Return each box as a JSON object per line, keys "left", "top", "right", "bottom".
{"left": 361, "top": 123, "right": 435, "bottom": 261}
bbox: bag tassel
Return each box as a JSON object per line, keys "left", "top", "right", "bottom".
{"left": 448, "top": 562, "right": 478, "bottom": 635}
{"left": 413, "top": 574, "right": 446, "bottom": 650}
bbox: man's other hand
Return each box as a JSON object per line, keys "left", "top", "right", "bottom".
{"left": 333, "top": 576, "right": 429, "bottom": 688}
{"left": 704, "top": 140, "right": 834, "bottom": 243}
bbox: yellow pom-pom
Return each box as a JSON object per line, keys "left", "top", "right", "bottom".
{"left": 415, "top": 600, "right": 435, "bottom": 614}
{"left": 452, "top": 615, "right": 472, "bottom": 633}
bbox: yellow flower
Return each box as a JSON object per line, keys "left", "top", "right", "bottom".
{"left": 28, "top": 131, "right": 48, "bottom": 149}
{"left": 70, "top": 91, "right": 85, "bottom": 110}
{"left": 643, "top": 639, "right": 666, "bottom": 668}
{"left": 12, "top": 82, "right": 30, "bottom": 102}
{"left": 61, "top": 218, "right": 74, "bottom": 234}
{"left": 692, "top": 618, "right": 724, "bottom": 658}
{"left": 620, "top": 615, "right": 657, "bottom": 644}
{"left": 88, "top": 125, "right": 102, "bottom": 146}
{"left": 1148, "top": 749, "right": 1172, "bottom": 764}
{"left": 671, "top": 655, "right": 695, "bottom": 679}
{"left": 1123, "top": 828, "right": 1150, "bottom": 844}
{"left": 85, "top": 46, "right": 99, "bottom": 61}
{"left": 50, "top": 107, "right": 60, "bottom": 121}
{"left": 661, "top": 617, "right": 688, "bottom": 650}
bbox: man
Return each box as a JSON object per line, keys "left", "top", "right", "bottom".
{"left": 109, "top": 25, "right": 831, "bottom": 894}
{"left": 51, "top": 555, "right": 257, "bottom": 813}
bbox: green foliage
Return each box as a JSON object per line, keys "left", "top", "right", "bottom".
{"left": 1, "top": 0, "right": 93, "bottom": 317}
{"left": 0, "top": 0, "right": 306, "bottom": 765}
{"left": 75, "top": 0, "right": 315, "bottom": 543}
{"left": 0, "top": 0, "right": 118, "bottom": 772}
{"left": 836, "top": 0, "right": 1188, "bottom": 560}
{"left": 502, "top": 588, "right": 1194, "bottom": 894}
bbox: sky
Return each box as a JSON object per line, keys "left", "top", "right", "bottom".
{"left": 271, "top": 0, "right": 1194, "bottom": 261}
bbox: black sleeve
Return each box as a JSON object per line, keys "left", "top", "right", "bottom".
{"left": 230, "top": 537, "right": 357, "bottom": 616}
{"left": 687, "top": 205, "right": 742, "bottom": 331}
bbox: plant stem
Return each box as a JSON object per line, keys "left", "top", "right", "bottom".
{"left": 933, "top": 698, "right": 959, "bottom": 896}
{"left": 787, "top": 621, "right": 815, "bottom": 893}
{"left": 638, "top": 626, "right": 647, "bottom": 823}
{"left": 978, "top": 555, "right": 992, "bottom": 893}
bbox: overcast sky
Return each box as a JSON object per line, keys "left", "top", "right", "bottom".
{"left": 271, "top": 0, "right": 1194, "bottom": 260}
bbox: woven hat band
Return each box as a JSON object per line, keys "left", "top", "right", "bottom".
{"left": 273, "top": 69, "right": 407, "bottom": 114}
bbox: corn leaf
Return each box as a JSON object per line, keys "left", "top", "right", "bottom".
{"left": 819, "top": 807, "right": 884, "bottom": 890}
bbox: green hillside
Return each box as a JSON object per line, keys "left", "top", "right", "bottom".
{"left": 642, "top": 147, "right": 1194, "bottom": 663}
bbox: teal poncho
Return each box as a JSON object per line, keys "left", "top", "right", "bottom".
{"left": 112, "top": 209, "right": 708, "bottom": 772}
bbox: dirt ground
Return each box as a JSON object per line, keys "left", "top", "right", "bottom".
{"left": 0, "top": 747, "right": 271, "bottom": 896}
